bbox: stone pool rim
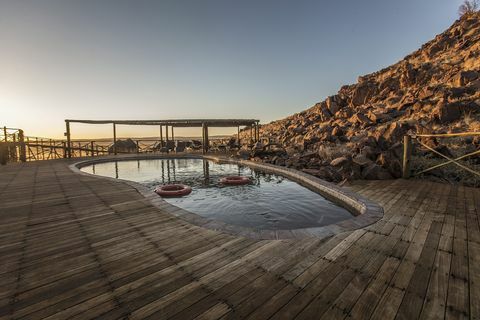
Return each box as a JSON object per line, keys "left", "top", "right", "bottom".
{"left": 70, "top": 154, "right": 384, "bottom": 240}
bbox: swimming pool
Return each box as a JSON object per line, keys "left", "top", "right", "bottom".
{"left": 81, "top": 158, "right": 353, "bottom": 230}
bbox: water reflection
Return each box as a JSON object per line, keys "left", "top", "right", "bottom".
{"left": 203, "top": 160, "right": 210, "bottom": 184}
{"left": 81, "top": 158, "right": 352, "bottom": 230}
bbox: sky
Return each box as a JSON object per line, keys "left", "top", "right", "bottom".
{"left": 0, "top": 0, "right": 463, "bottom": 139}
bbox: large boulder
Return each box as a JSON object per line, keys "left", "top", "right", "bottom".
{"left": 375, "top": 121, "right": 413, "bottom": 147}
{"left": 330, "top": 156, "right": 350, "bottom": 167}
{"left": 452, "top": 70, "right": 479, "bottom": 86}
{"left": 348, "top": 113, "right": 373, "bottom": 127}
{"left": 351, "top": 82, "right": 377, "bottom": 107}
{"left": 302, "top": 167, "right": 342, "bottom": 182}
{"left": 376, "top": 152, "right": 402, "bottom": 178}
{"left": 331, "top": 126, "right": 344, "bottom": 137}
{"left": 325, "top": 95, "right": 343, "bottom": 114}
{"left": 361, "top": 163, "right": 393, "bottom": 180}
{"left": 352, "top": 154, "right": 373, "bottom": 167}
{"left": 431, "top": 100, "right": 462, "bottom": 123}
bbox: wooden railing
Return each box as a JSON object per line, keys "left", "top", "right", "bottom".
{"left": 0, "top": 127, "right": 26, "bottom": 164}
{"left": 402, "top": 132, "right": 480, "bottom": 179}
{"left": 1, "top": 126, "right": 240, "bottom": 164}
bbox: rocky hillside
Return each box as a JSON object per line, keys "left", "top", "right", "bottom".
{"left": 240, "top": 13, "right": 480, "bottom": 184}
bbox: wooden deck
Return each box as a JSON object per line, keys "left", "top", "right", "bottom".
{"left": 0, "top": 159, "right": 479, "bottom": 319}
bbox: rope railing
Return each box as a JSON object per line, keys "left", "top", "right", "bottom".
{"left": 402, "top": 132, "right": 480, "bottom": 179}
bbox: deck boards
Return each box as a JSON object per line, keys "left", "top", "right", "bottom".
{"left": 0, "top": 159, "right": 479, "bottom": 319}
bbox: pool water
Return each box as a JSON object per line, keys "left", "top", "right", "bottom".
{"left": 81, "top": 158, "right": 353, "bottom": 230}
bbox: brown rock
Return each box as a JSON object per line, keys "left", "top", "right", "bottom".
{"left": 351, "top": 82, "right": 377, "bottom": 107}
{"left": 361, "top": 163, "right": 393, "bottom": 180}
{"left": 383, "top": 121, "right": 412, "bottom": 143}
{"left": 349, "top": 113, "right": 373, "bottom": 126}
{"left": 360, "top": 145, "right": 379, "bottom": 160}
{"left": 302, "top": 167, "right": 342, "bottom": 182}
{"left": 352, "top": 154, "right": 373, "bottom": 167}
{"left": 418, "top": 87, "right": 435, "bottom": 100}
{"left": 453, "top": 70, "right": 479, "bottom": 86}
{"left": 431, "top": 100, "right": 462, "bottom": 123}
{"left": 330, "top": 156, "right": 349, "bottom": 167}
{"left": 331, "top": 126, "right": 344, "bottom": 137}
{"left": 326, "top": 95, "right": 343, "bottom": 114}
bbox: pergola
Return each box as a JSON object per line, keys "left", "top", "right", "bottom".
{"left": 65, "top": 119, "right": 260, "bottom": 157}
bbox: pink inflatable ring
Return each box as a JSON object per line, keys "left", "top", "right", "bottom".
{"left": 219, "top": 176, "right": 250, "bottom": 185}
{"left": 155, "top": 184, "right": 192, "bottom": 197}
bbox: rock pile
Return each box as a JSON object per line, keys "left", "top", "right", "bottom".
{"left": 239, "top": 13, "right": 480, "bottom": 182}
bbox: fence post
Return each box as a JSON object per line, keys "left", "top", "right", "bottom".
{"left": 11, "top": 134, "right": 17, "bottom": 161}
{"left": 65, "top": 120, "right": 72, "bottom": 158}
{"left": 0, "top": 142, "right": 6, "bottom": 165}
{"left": 18, "top": 129, "right": 26, "bottom": 162}
{"left": 402, "top": 135, "right": 412, "bottom": 179}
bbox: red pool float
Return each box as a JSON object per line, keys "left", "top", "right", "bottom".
{"left": 155, "top": 184, "right": 192, "bottom": 197}
{"left": 220, "top": 176, "right": 250, "bottom": 185}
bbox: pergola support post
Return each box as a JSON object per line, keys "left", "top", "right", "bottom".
{"left": 202, "top": 123, "right": 210, "bottom": 154}
{"left": 113, "top": 123, "right": 117, "bottom": 155}
{"left": 160, "top": 125, "right": 163, "bottom": 147}
{"left": 165, "top": 125, "right": 169, "bottom": 153}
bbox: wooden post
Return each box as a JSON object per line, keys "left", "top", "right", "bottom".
{"left": 136, "top": 140, "right": 139, "bottom": 153}
{"left": 35, "top": 137, "right": 39, "bottom": 159}
{"left": 0, "top": 127, "right": 6, "bottom": 164}
{"left": 79, "top": 142, "right": 82, "bottom": 157}
{"left": 48, "top": 139, "right": 52, "bottom": 160}
{"left": 40, "top": 138, "right": 44, "bottom": 160}
{"left": 11, "top": 134, "right": 17, "bottom": 161}
{"left": 171, "top": 126, "right": 174, "bottom": 142}
{"left": 237, "top": 126, "right": 240, "bottom": 145}
{"left": 202, "top": 123, "right": 206, "bottom": 154}
{"left": 62, "top": 141, "right": 67, "bottom": 158}
{"left": 90, "top": 141, "right": 94, "bottom": 156}
{"left": 204, "top": 124, "right": 209, "bottom": 153}
{"left": 26, "top": 137, "right": 31, "bottom": 160}
{"left": 18, "top": 129, "right": 26, "bottom": 162}
{"left": 160, "top": 125, "right": 163, "bottom": 147}
{"left": 250, "top": 125, "right": 253, "bottom": 143}
{"left": 113, "top": 123, "right": 117, "bottom": 155}
{"left": 165, "top": 125, "right": 169, "bottom": 153}
{"left": 402, "top": 135, "right": 412, "bottom": 179}
{"left": 65, "top": 121, "right": 72, "bottom": 158}
{"left": 0, "top": 142, "right": 6, "bottom": 165}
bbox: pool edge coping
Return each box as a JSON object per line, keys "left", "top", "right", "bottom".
{"left": 69, "top": 153, "right": 384, "bottom": 240}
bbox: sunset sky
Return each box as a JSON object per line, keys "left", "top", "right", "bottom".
{"left": 1, "top": 0, "right": 462, "bottom": 139}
